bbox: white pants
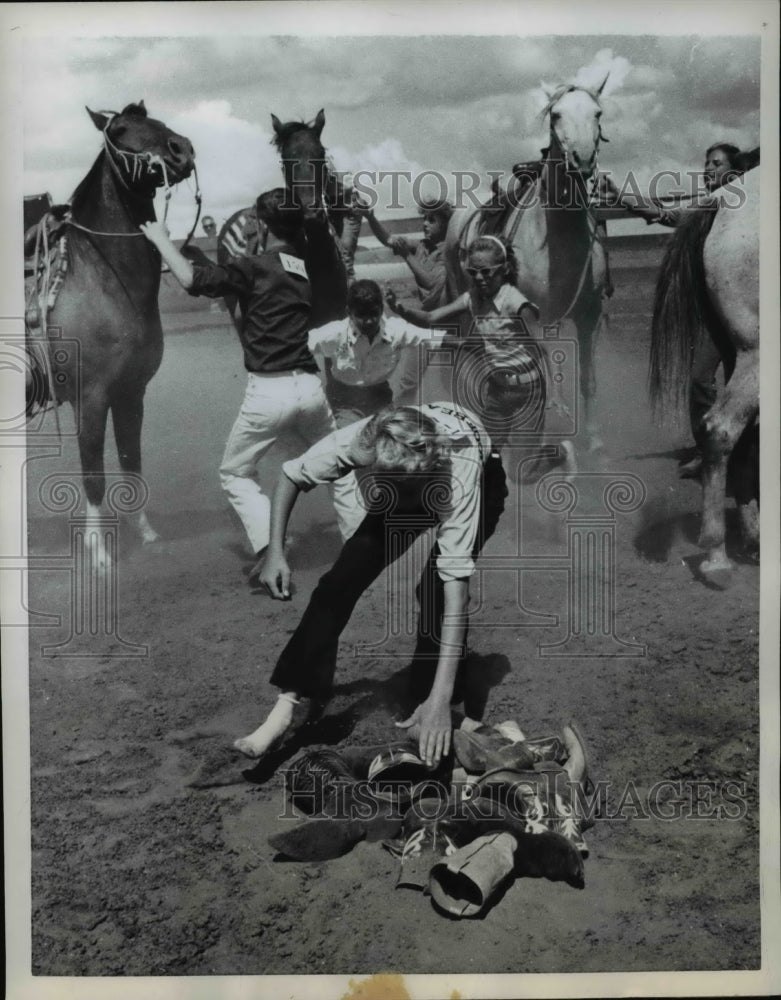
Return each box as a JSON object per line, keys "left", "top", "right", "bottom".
{"left": 220, "top": 370, "right": 357, "bottom": 554}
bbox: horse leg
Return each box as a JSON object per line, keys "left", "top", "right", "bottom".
{"left": 77, "top": 391, "right": 112, "bottom": 572}
{"left": 698, "top": 354, "right": 758, "bottom": 586}
{"left": 729, "top": 420, "right": 760, "bottom": 560}
{"left": 110, "top": 386, "right": 159, "bottom": 544}
{"left": 574, "top": 308, "right": 602, "bottom": 452}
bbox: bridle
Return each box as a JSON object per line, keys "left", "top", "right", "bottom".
{"left": 543, "top": 103, "right": 607, "bottom": 320}
{"left": 67, "top": 112, "right": 201, "bottom": 242}
{"left": 546, "top": 96, "right": 607, "bottom": 208}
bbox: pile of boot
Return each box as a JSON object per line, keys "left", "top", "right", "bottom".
{"left": 264, "top": 717, "right": 595, "bottom": 919}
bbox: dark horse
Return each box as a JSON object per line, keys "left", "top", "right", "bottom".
{"left": 32, "top": 102, "right": 195, "bottom": 568}
{"left": 217, "top": 108, "right": 349, "bottom": 329}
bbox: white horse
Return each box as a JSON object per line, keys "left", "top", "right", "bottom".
{"left": 444, "top": 80, "right": 609, "bottom": 450}
{"left": 651, "top": 168, "right": 759, "bottom": 586}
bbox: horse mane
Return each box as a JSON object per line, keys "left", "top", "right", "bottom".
{"left": 69, "top": 152, "right": 107, "bottom": 213}
{"left": 538, "top": 83, "right": 602, "bottom": 122}
{"left": 649, "top": 205, "right": 719, "bottom": 415}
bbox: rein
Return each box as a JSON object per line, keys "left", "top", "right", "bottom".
{"left": 543, "top": 130, "right": 605, "bottom": 321}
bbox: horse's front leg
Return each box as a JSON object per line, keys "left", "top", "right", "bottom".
{"left": 111, "top": 387, "right": 159, "bottom": 544}
{"left": 574, "top": 305, "right": 603, "bottom": 452}
{"left": 77, "top": 391, "right": 112, "bottom": 572}
{"left": 698, "top": 354, "right": 758, "bottom": 586}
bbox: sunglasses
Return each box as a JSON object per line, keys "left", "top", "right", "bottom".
{"left": 465, "top": 264, "right": 504, "bottom": 279}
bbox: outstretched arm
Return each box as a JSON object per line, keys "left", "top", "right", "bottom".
{"left": 362, "top": 207, "right": 394, "bottom": 247}
{"left": 140, "top": 221, "right": 194, "bottom": 288}
{"left": 599, "top": 175, "right": 682, "bottom": 228}
{"left": 400, "top": 246, "right": 445, "bottom": 292}
{"left": 397, "top": 578, "right": 468, "bottom": 767}
{"left": 386, "top": 289, "right": 467, "bottom": 328}
{"left": 258, "top": 473, "right": 302, "bottom": 600}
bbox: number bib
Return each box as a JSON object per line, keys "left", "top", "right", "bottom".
{"left": 278, "top": 253, "right": 309, "bottom": 280}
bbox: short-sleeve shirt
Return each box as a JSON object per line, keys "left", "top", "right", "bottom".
{"left": 282, "top": 403, "right": 491, "bottom": 581}
{"left": 411, "top": 241, "right": 447, "bottom": 310}
{"left": 452, "top": 283, "right": 540, "bottom": 372}
{"left": 188, "top": 247, "right": 319, "bottom": 374}
{"left": 308, "top": 315, "right": 444, "bottom": 388}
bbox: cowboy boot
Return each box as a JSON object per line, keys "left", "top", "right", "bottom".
{"left": 428, "top": 832, "right": 518, "bottom": 917}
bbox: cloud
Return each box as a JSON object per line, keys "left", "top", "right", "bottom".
{"left": 18, "top": 33, "right": 763, "bottom": 236}
{"left": 573, "top": 48, "right": 631, "bottom": 96}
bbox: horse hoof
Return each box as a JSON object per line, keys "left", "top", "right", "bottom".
{"left": 678, "top": 457, "right": 703, "bottom": 480}
{"left": 585, "top": 436, "right": 604, "bottom": 455}
{"left": 699, "top": 558, "right": 733, "bottom": 589}
{"left": 141, "top": 529, "right": 161, "bottom": 545}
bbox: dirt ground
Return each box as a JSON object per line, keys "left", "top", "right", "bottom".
{"left": 24, "top": 268, "right": 760, "bottom": 981}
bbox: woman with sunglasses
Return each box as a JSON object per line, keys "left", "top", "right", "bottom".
{"left": 387, "top": 235, "right": 572, "bottom": 463}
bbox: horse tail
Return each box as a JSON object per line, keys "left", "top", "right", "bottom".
{"left": 649, "top": 204, "right": 718, "bottom": 415}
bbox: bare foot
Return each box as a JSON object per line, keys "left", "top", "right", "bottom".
{"left": 559, "top": 440, "right": 577, "bottom": 475}
{"left": 233, "top": 694, "right": 298, "bottom": 759}
{"left": 136, "top": 511, "right": 160, "bottom": 544}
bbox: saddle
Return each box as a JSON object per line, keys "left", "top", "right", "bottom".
{"left": 462, "top": 154, "right": 546, "bottom": 244}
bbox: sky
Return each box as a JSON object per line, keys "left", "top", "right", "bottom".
{"left": 8, "top": 4, "right": 769, "bottom": 238}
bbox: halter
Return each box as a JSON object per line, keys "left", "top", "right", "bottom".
{"left": 102, "top": 114, "right": 174, "bottom": 218}
{"left": 546, "top": 122, "right": 602, "bottom": 207}
{"left": 542, "top": 119, "right": 606, "bottom": 320}
{"left": 65, "top": 112, "right": 200, "bottom": 239}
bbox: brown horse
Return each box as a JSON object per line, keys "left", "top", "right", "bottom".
{"left": 650, "top": 168, "right": 759, "bottom": 586}
{"left": 34, "top": 102, "right": 195, "bottom": 567}
{"left": 218, "top": 108, "right": 349, "bottom": 328}
{"left": 444, "top": 82, "right": 609, "bottom": 451}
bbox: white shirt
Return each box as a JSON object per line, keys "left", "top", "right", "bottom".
{"left": 308, "top": 315, "right": 443, "bottom": 388}
{"left": 282, "top": 403, "right": 491, "bottom": 582}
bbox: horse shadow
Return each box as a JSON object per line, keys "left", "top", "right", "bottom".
{"left": 240, "top": 649, "right": 512, "bottom": 786}
{"left": 625, "top": 446, "right": 697, "bottom": 465}
{"left": 634, "top": 495, "right": 758, "bottom": 568}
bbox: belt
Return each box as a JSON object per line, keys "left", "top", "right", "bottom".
{"left": 249, "top": 368, "right": 317, "bottom": 379}
{"left": 489, "top": 369, "right": 539, "bottom": 388}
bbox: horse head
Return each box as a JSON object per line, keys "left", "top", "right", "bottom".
{"left": 86, "top": 101, "right": 195, "bottom": 195}
{"left": 541, "top": 77, "right": 608, "bottom": 178}
{"left": 271, "top": 109, "right": 329, "bottom": 217}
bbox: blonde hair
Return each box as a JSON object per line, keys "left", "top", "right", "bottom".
{"left": 356, "top": 406, "right": 450, "bottom": 474}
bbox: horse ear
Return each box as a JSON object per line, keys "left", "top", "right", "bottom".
{"left": 540, "top": 81, "right": 555, "bottom": 101}
{"left": 271, "top": 114, "right": 283, "bottom": 136}
{"left": 596, "top": 73, "right": 610, "bottom": 96}
{"left": 86, "top": 107, "right": 110, "bottom": 132}
{"left": 313, "top": 109, "right": 326, "bottom": 136}
{"left": 120, "top": 102, "right": 147, "bottom": 118}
